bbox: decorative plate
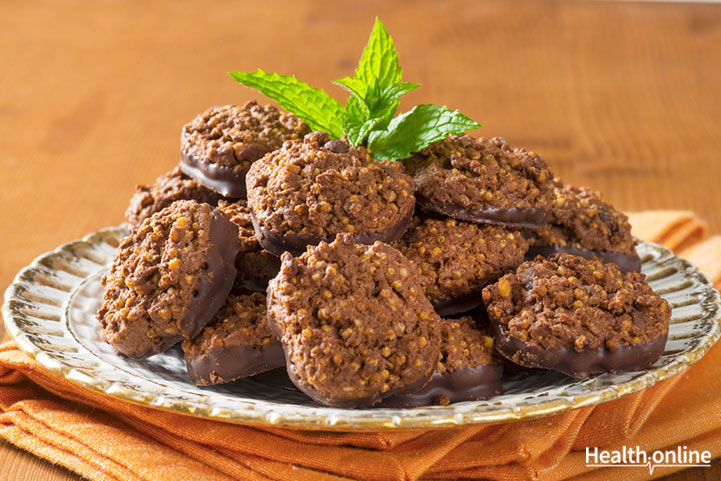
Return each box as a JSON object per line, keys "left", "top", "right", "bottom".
{"left": 3, "top": 227, "right": 720, "bottom": 430}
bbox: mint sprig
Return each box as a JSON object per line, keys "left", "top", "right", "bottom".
{"left": 229, "top": 19, "right": 480, "bottom": 161}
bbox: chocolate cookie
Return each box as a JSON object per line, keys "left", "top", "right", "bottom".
{"left": 382, "top": 317, "right": 502, "bottom": 407}
{"left": 483, "top": 254, "right": 671, "bottom": 379}
{"left": 246, "top": 131, "right": 415, "bottom": 257}
{"left": 180, "top": 101, "right": 310, "bottom": 198}
{"left": 125, "top": 167, "right": 221, "bottom": 231}
{"left": 216, "top": 199, "right": 280, "bottom": 291}
{"left": 97, "top": 200, "right": 242, "bottom": 358}
{"left": 524, "top": 182, "right": 641, "bottom": 272}
{"left": 406, "top": 135, "right": 554, "bottom": 228}
{"left": 183, "top": 291, "right": 283, "bottom": 386}
{"left": 267, "top": 234, "right": 441, "bottom": 407}
{"left": 397, "top": 217, "right": 528, "bottom": 315}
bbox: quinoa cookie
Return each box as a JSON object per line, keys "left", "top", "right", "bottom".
{"left": 382, "top": 317, "right": 502, "bottom": 407}
{"left": 397, "top": 217, "right": 528, "bottom": 315}
{"left": 246, "top": 131, "right": 415, "bottom": 257}
{"left": 267, "top": 234, "right": 441, "bottom": 407}
{"left": 483, "top": 254, "right": 671, "bottom": 379}
{"left": 524, "top": 181, "right": 641, "bottom": 272}
{"left": 180, "top": 101, "right": 310, "bottom": 198}
{"left": 97, "top": 200, "right": 242, "bottom": 359}
{"left": 216, "top": 199, "right": 280, "bottom": 291}
{"left": 406, "top": 135, "right": 554, "bottom": 228}
{"left": 125, "top": 167, "right": 221, "bottom": 231}
{"left": 183, "top": 291, "right": 283, "bottom": 386}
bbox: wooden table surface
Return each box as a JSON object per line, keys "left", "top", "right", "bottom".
{"left": 1, "top": 0, "right": 721, "bottom": 479}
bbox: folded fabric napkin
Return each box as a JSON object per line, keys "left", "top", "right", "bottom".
{"left": 1, "top": 210, "right": 720, "bottom": 481}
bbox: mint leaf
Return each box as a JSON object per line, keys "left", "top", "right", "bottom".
{"left": 367, "top": 104, "right": 481, "bottom": 161}
{"left": 342, "top": 95, "right": 380, "bottom": 146}
{"left": 333, "top": 18, "right": 420, "bottom": 146}
{"left": 370, "top": 82, "right": 419, "bottom": 125}
{"left": 334, "top": 76, "right": 368, "bottom": 101}
{"left": 355, "top": 18, "right": 403, "bottom": 91}
{"left": 230, "top": 69, "right": 345, "bottom": 138}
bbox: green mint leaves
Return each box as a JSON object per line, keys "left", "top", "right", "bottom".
{"left": 333, "top": 18, "right": 420, "bottom": 146}
{"left": 230, "top": 18, "right": 480, "bottom": 161}
{"left": 229, "top": 70, "right": 345, "bottom": 139}
{"left": 368, "top": 104, "right": 480, "bottom": 161}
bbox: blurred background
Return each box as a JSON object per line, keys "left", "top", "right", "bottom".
{"left": 1, "top": 0, "right": 721, "bottom": 304}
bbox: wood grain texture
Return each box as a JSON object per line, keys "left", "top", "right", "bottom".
{"left": 1, "top": 0, "right": 720, "bottom": 479}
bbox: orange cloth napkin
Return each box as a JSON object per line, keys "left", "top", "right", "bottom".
{"left": 1, "top": 210, "right": 720, "bottom": 481}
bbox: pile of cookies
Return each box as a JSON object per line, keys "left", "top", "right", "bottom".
{"left": 97, "top": 101, "right": 671, "bottom": 408}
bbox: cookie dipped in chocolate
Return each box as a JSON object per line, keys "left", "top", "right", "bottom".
{"left": 523, "top": 181, "right": 641, "bottom": 273}
{"left": 98, "top": 200, "right": 242, "bottom": 359}
{"left": 483, "top": 254, "right": 670, "bottom": 379}
{"left": 396, "top": 217, "right": 527, "bottom": 316}
{"left": 381, "top": 317, "right": 502, "bottom": 407}
{"left": 183, "top": 291, "right": 284, "bottom": 386}
{"left": 247, "top": 132, "right": 415, "bottom": 257}
{"left": 267, "top": 234, "right": 441, "bottom": 407}
{"left": 180, "top": 101, "right": 310, "bottom": 198}
{"left": 125, "top": 167, "right": 221, "bottom": 232}
{"left": 216, "top": 199, "right": 280, "bottom": 292}
{"left": 405, "top": 135, "right": 554, "bottom": 229}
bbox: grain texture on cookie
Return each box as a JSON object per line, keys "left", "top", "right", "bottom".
{"left": 524, "top": 181, "right": 640, "bottom": 272}
{"left": 267, "top": 234, "right": 441, "bottom": 407}
{"left": 183, "top": 291, "right": 283, "bottom": 386}
{"left": 405, "top": 135, "right": 554, "bottom": 228}
{"left": 483, "top": 254, "right": 671, "bottom": 379}
{"left": 247, "top": 131, "right": 415, "bottom": 257}
{"left": 125, "top": 167, "right": 221, "bottom": 231}
{"left": 382, "top": 317, "right": 502, "bottom": 407}
{"left": 397, "top": 217, "right": 527, "bottom": 315}
{"left": 98, "top": 200, "right": 241, "bottom": 359}
{"left": 216, "top": 199, "right": 280, "bottom": 291}
{"left": 180, "top": 101, "right": 310, "bottom": 198}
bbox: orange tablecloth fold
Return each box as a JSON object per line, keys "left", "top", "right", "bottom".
{"left": 1, "top": 210, "right": 720, "bottom": 481}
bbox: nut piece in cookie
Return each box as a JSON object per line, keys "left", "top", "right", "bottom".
{"left": 97, "top": 200, "right": 242, "bottom": 359}
{"left": 125, "top": 167, "right": 221, "bottom": 232}
{"left": 483, "top": 254, "right": 671, "bottom": 379}
{"left": 397, "top": 217, "right": 528, "bottom": 316}
{"left": 216, "top": 199, "right": 281, "bottom": 291}
{"left": 405, "top": 135, "right": 554, "bottom": 228}
{"left": 267, "top": 234, "right": 441, "bottom": 407}
{"left": 180, "top": 101, "right": 310, "bottom": 198}
{"left": 246, "top": 131, "right": 416, "bottom": 257}
{"left": 524, "top": 181, "right": 641, "bottom": 272}
{"left": 183, "top": 291, "right": 283, "bottom": 386}
{"left": 381, "top": 317, "right": 502, "bottom": 407}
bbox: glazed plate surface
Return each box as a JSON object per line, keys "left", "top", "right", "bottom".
{"left": 3, "top": 227, "right": 720, "bottom": 430}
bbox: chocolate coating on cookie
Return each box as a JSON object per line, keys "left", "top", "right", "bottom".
{"left": 180, "top": 101, "right": 310, "bottom": 197}
{"left": 382, "top": 317, "right": 502, "bottom": 407}
{"left": 489, "top": 321, "right": 666, "bottom": 380}
{"left": 483, "top": 254, "right": 671, "bottom": 379}
{"left": 247, "top": 131, "right": 416, "bottom": 257}
{"left": 98, "top": 200, "right": 241, "bottom": 359}
{"left": 267, "top": 234, "right": 441, "bottom": 407}
{"left": 216, "top": 199, "right": 280, "bottom": 291}
{"left": 406, "top": 135, "right": 554, "bottom": 228}
{"left": 125, "top": 167, "right": 221, "bottom": 231}
{"left": 397, "top": 217, "right": 528, "bottom": 315}
{"left": 183, "top": 292, "right": 283, "bottom": 385}
{"left": 524, "top": 182, "right": 640, "bottom": 272}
